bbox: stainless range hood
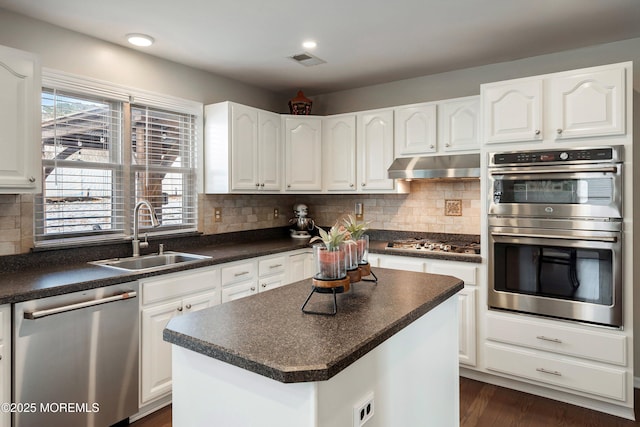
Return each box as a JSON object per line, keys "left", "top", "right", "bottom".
{"left": 387, "top": 153, "right": 480, "bottom": 180}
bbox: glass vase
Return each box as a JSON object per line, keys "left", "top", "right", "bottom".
{"left": 313, "top": 245, "right": 346, "bottom": 280}
{"left": 357, "top": 234, "right": 370, "bottom": 265}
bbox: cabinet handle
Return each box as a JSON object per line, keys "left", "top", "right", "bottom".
{"left": 250, "top": 286, "right": 256, "bottom": 291}
{"left": 430, "top": 145, "right": 435, "bottom": 149}
{"left": 269, "top": 264, "right": 283, "bottom": 269}
{"left": 287, "top": 184, "right": 291, "bottom": 188}
{"left": 255, "top": 183, "right": 260, "bottom": 187}
{"left": 361, "top": 183, "right": 366, "bottom": 187}
{"left": 445, "top": 143, "right": 450, "bottom": 147}
{"left": 535, "top": 129, "right": 541, "bottom": 136}
{"left": 185, "top": 304, "right": 192, "bottom": 310}
{"left": 28, "top": 176, "right": 36, "bottom": 183}
{"left": 536, "top": 368, "right": 562, "bottom": 376}
{"left": 234, "top": 271, "right": 250, "bottom": 277}
{"left": 350, "top": 183, "right": 354, "bottom": 188}
{"left": 557, "top": 128, "right": 563, "bottom": 135}
{"left": 261, "top": 283, "right": 267, "bottom": 288}
{"left": 536, "top": 335, "right": 562, "bottom": 343}
{"left": 177, "top": 306, "right": 183, "bottom": 312}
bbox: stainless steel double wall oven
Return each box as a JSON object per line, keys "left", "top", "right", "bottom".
{"left": 488, "top": 146, "right": 623, "bottom": 327}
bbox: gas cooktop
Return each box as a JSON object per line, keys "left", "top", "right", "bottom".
{"left": 385, "top": 238, "right": 481, "bottom": 255}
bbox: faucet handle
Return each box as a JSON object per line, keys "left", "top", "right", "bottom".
{"left": 158, "top": 244, "right": 164, "bottom": 255}
{"left": 140, "top": 233, "right": 149, "bottom": 249}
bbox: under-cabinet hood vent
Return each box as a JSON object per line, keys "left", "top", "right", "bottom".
{"left": 387, "top": 154, "right": 481, "bottom": 180}
{"left": 288, "top": 52, "right": 326, "bottom": 67}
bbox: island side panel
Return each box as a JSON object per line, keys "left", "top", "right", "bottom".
{"left": 171, "top": 295, "right": 459, "bottom": 427}
{"left": 317, "top": 295, "right": 459, "bottom": 427}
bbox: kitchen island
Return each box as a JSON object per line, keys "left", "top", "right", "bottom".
{"left": 164, "top": 267, "right": 463, "bottom": 427}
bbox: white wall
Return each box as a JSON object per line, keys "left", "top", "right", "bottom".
{"left": 0, "top": 8, "right": 281, "bottom": 111}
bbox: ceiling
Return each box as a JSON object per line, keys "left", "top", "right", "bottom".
{"left": 1, "top": 0, "right": 640, "bottom": 95}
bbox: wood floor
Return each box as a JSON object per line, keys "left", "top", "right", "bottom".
{"left": 130, "top": 377, "right": 640, "bottom": 426}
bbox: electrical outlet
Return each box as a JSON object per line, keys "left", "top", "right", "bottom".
{"left": 274, "top": 208, "right": 279, "bottom": 219}
{"left": 353, "top": 392, "right": 374, "bottom": 426}
{"left": 214, "top": 207, "right": 222, "bottom": 223}
{"left": 355, "top": 202, "right": 364, "bottom": 220}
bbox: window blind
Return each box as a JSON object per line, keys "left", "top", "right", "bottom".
{"left": 35, "top": 89, "right": 124, "bottom": 244}
{"left": 130, "top": 105, "right": 197, "bottom": 233}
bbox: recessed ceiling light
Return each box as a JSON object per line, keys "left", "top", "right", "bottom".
{"left": 127, "top": 33, "right": 154, "bottom": 47}
{"left": 302, "top": 40, "right": 317, "bottom": 49}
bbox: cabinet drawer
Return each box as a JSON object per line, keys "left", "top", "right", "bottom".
{"left": 486, "top": 343, "right": 626, "bottom": 401}
{"left": 426, "top": 261, "right": 477, "bottom": 285}
{"left": 258, "top": 256, "right": 286, "bottom": 276}
{"left": 486, "top": 313, "right": 626, "bottom": 366}
{"left": 141, "top": 268, "right": 220, "bottom": 305}
{"left": 221, "top": 261, "right": 257, "bottom": 286}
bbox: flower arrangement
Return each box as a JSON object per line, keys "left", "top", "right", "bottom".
{"left": 310, "top": 223, "right": 353, "bottom": 251}
{"left": 342, "top": 214, "right": 370, "bottom": 240}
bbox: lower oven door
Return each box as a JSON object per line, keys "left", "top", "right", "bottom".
{"left": 488, "top": 224, "right": 622, "bottom": 327}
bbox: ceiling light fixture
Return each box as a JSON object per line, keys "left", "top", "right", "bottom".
{"left": 302, "top": 40, "right": 317, "bottom": 49}
{"left": 127, "top": 33, "right": 154, "bottom": 47}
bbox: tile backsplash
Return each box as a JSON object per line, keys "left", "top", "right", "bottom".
{"left": 0, "top": 180, "right": 480, "bottom": 255}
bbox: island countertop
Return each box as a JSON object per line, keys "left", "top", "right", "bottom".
{"left": 163, "top": 267, "right": 463, "bottom": 383}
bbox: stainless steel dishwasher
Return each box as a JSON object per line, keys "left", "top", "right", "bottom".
{"left": 13, "top": 282, "right": 139, "bottom": 427}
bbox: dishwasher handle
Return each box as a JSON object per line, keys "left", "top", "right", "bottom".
{"left": 24, "top": 291, "right": 137, "bottom": 320}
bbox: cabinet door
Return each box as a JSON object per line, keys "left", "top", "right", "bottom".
{"left": 482, "top": 79, "right": 543, "bottom": 144}
{"left": 377, "top": 254, "right": 425, "bottom": 272}
{"left": 440, "top": 97, "right": 480, "bottom": 152}
{"left": 221, "top": 281, "right": 258, "bottom": 303}
{"left": 0, "top": 46, "right": 40, "bottom": 193}
{"left": 323, "top": 115, "right": 357, "bottom": 191}
{"left": 258, "top": 111, "right": 282, "bottom": 190}
{"left": 140, "top": 300, "right": 182, "bottom": 405}
{"left": 552, "top": 67, "right": 626, "bottom": 140}
{"left": 394, "top": 103, "right": 437, "bottom": 156}
{"left": 259, "top": 273, "right": 287, "bottom": 292}
{"left": 183, "top": 290, "right": 222, "bottom": 313}
{"left": 288, "top": 252, "right": 313, "bottom": 283}
{"left": 457, "top": 286, "right": 477, "bottom": 366}
{"left": 0, "top": 306, "right": 9, "bottom": 427}
{"left": 284, "top": 117, "right": 322, "bottom": 191}
{"left": 358, "top": 110, "right": 395, "bottom": 191}
{"left": 230, "top": 104, "right": 259, "bottom": 191}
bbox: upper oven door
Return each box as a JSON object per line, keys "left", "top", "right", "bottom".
{"left": 489, "top": 163, "right": 622, "bottom": 219}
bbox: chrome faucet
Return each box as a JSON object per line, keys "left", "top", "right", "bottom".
{"left": 132, "top": 200, "right": 160, "bottom": 257}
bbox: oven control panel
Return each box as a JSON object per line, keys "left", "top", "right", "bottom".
{"left": 492, "top": 147, "right": 617, "bottom": 165}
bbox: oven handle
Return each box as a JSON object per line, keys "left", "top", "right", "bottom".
{"left": 490, "top": 166, "right": 617, "bottom": 175}
{"left": 491, "top": 231, "right": 617, "bottom": 243}
{"left": 24, "top": 291, "right": 137, "bottom": 320}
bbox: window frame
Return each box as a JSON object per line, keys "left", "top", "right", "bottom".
{"left": 35, "top": 69, "right": 203, "bottom": 248}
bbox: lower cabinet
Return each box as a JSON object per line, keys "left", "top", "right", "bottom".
{"left": 139, "top": 267, "right": 221, "bottom": 406}
{"left": 369, "top": 254, "right": 479, "bottom": 366}
{"left": 0, "top": 305, "right": 9, "bottom": 427}
{"left": 288, "top": 249, "right": 314, "bottom": 283}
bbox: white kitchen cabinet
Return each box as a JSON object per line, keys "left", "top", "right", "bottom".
{"left": 0, "top": 45, "right": 41, "bottom": 193}
{"left": 439, "top": 96, "right": 480, "bottom": 152}
{"left": 357, "top": 109, "right": 395, "bottom": 191}
{"left": 139, "top": 267, "right": 221, "bottom": 406}
{"left": 482, "top": 78, "right": 543, "bottom": 144}
{"left": 257, "top": 254, "right": 287, "bottom": 292}
{"left": 551, "top": 67, "right": 626, "bottom": 140}
{"left": 322, "top": 114, "right": 357, "bottom": 191}
{"left": 283, "top": 115, "right": 322, "bottom": 191}
{"left": 204, "top": 102, "right": 282, "bottom": 193}
{"left": 394, "top": 103, "right": 437, "bottom": 156}
{"left": 482, "top": 62, "right": 630, "bottom": 146}
{"left": 377, "top": 253, "right": 425, "bottom": 272}
{"left": 0, "top": 305, "right": 9, "bottom": 427}
{"left": 221, "top": 259, "right": 258, "bottom": 303}
{"left": 288, "top": 250, "right": 314, "bottom": 283}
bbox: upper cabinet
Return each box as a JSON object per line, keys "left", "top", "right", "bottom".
{"left": 283, "top": 115, "right": 322, "bottom": 191}
{"left": 393, "top": 96, "right": 480, "bottom": 157}
{"left": 204, "top": 102, "right": 281, "bottom": 193}
{"left": 0, "top": 45, "right": 41, "bottom": 194}
{"left": 482, "top": 62, "right": 630, "bottom": 146}
{"left": 322, "top": 114, "right": 357, "bottom": 192}
{"left": 394, "top": 103, "right": 437, "bottom": 156}
{"left": 358, "top": 109, "right": 395, "bottom": 191}
{"left": 439, "top": 96, "right": 480, "bottom": 152}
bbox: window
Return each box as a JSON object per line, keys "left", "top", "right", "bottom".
{"left": 35, "top": 71, "right": 201, "bottom": 247}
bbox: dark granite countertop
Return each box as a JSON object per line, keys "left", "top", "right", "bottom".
{"left": 0, "top": 228, "right": 480, "bottom": 305}
{"left": 163, "top": 268, "right": 463, "bottom": 383}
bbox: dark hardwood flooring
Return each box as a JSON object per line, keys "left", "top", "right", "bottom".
{"left": 130, "top": 377, "right": 640, "bottom": 426}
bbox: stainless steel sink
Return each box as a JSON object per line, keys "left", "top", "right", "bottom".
{"left": 90, "top": 251, "right": 211, "bottom": 272}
